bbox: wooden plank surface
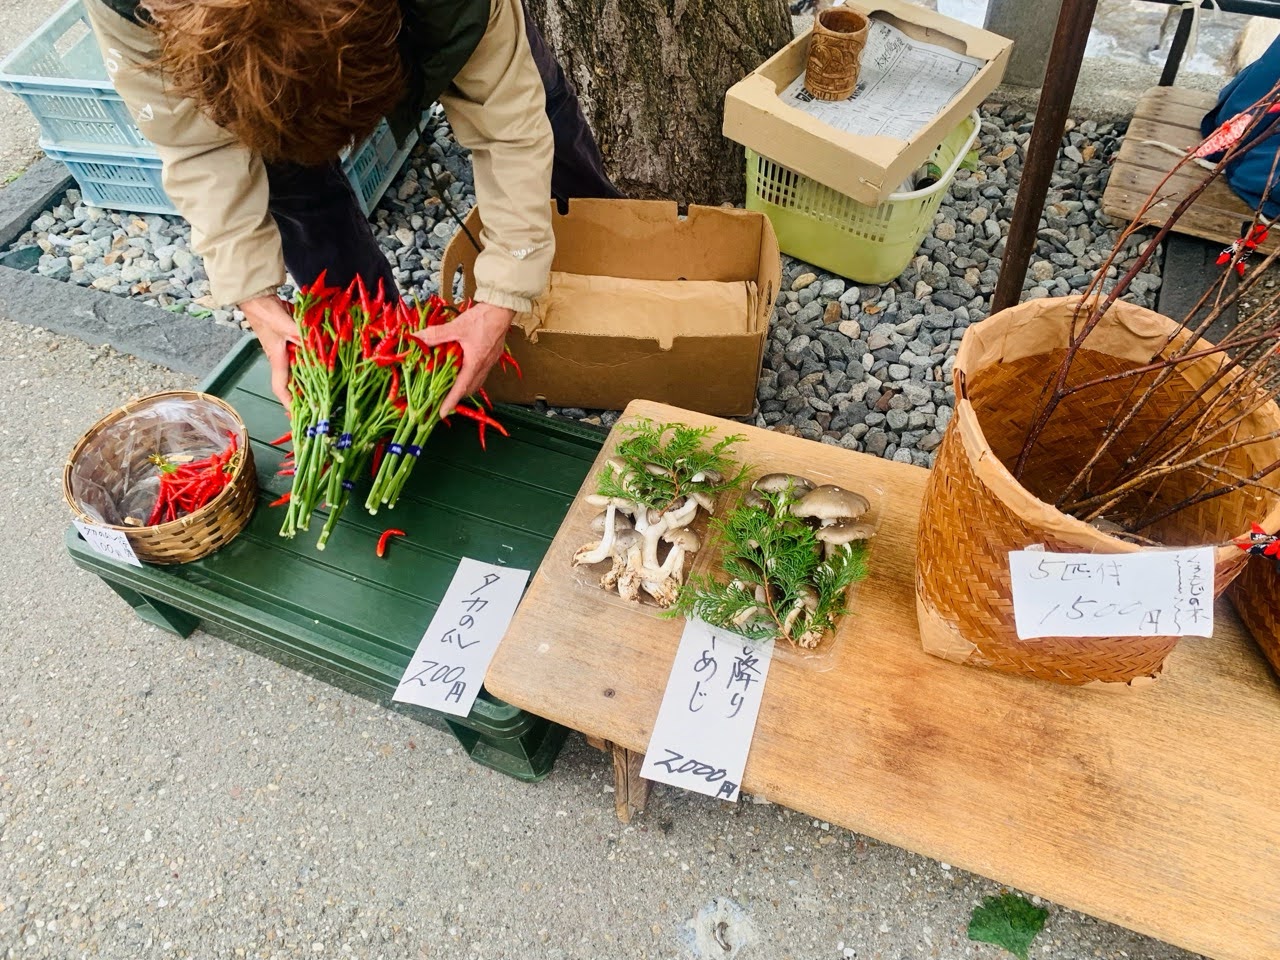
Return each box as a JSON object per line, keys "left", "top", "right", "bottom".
{"left": 1101, "top": 86, "right": 1273, "bottom": 252}
{"left": 487, "top": 399, "right": 1280, "bottom": 960}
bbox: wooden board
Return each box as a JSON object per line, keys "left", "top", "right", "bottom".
{"left": 487, "top": 399, "right": 1280, "bottom": 960}
{"left": 1101, "top": 86, "right": 1274, "bottom": 252}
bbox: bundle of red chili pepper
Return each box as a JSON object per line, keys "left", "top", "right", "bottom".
{"left": 276, "top": 273, "right": 518, "bottom": 548}
{"left": 146, "top": 431, "right": 240, "bottom": 525}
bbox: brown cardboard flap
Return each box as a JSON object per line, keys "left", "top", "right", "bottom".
{"left": 515, "top": 272, "right": 757, "bottom": 351}
{"left": 549, "top": 201, "right": 767, "bottom": 282}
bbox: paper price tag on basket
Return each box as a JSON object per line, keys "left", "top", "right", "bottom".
{"left": 641, "top": 620, "right": 775, "bottom": 803}
{"left": 393, "top": 559, "right": 529, "bottom": 718}
{"left": 1009, "top": 547, "right": 1214, "bottom": 640}
{"left": 73, "top": 520, "right": 142, "bottom": 567}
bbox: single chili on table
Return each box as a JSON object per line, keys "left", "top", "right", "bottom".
{"left": 376, "top": 528, "right": 406, "bottom": 558}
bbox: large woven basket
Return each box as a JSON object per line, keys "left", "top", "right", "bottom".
{"left": 63, "top": 391, "right": 257, "bottom": 565}
{"left": 916, "top": 296, "right": 1280, "bottom": 687}
{"left": 1228, "top": 556, "right": 1280, "bottom": 682}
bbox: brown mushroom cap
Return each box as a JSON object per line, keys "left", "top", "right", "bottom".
{"left": 791, "top": 485, "right": 870, "bottom": 522}
{"left": 662, "top": 527, "right": 701, "bottom": 552}
{"left": 589, "top": 510, "right": 634, "bottom": 535}
{"left": 752, "top": 473, "right": 815, "bottom": 496}
{"left": 815, "top": 520, "right": 876, "bottom": 545}
{"left": 612, "top": 529, "right": 643, "bottom": 552}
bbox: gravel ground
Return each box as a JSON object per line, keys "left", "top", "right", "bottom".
{"left": 0, "top": 321, "right": 1203, "bottom": 960}
{"left": 6, "top": 102, "right": 1161, "bottom": 462}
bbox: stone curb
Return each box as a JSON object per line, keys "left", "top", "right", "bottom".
{"left": 0, "top": 156, "right": 72, "bottom": 250}
{"left": 0, "top": 264, "right": 247, "bottom": 376}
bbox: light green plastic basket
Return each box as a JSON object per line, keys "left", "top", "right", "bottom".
{"left": 745, "top": 110, "right": 981, "bottom": 284}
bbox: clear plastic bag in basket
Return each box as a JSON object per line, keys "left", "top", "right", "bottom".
{"left": 69, "top": 397, "right": 242, "bottom": 526}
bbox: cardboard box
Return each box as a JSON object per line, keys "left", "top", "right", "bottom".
{"left": 723, "top": 0, "right": 1011, "bottom": 205}
{"left": 440, "top": 199, "right": 781, "bottom": 417}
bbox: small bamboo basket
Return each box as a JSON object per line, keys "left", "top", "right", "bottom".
{"left": 63, "top": 391, "right": 257, "bottom": 565}
{"left": 1228, "top": 555, "right": 1280, "bottom": 682}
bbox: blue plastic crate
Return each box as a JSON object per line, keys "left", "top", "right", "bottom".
{"left": 0, "top": 0, "right": 421, "bottom": 217}
{"left": 40, "top": 142, "right": 171, "bottom": 215}
{"left": 0, "top": 0, "right": 146, "bottom": 151}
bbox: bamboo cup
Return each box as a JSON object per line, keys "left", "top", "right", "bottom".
{"left": 804, "top": 8, "right": 870, "bottom": 101}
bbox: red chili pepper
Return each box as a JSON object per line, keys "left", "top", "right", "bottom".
{"left": 147, "top": 489, "right": 168, "bottom": 526}
{"left": 387, "top": 367, "right": 400, "bottom": 403}
{"left": 450, "top": 404, "right": 509, "bottom": 452}
{"left": 269, "top": 491, "right": 292, "bottom": 508}
{"left": 477, "top": 386, "right": 492, "bottom": 410}
{"left": 268, "top": 431, "right": 292, "bottom": 446}
{"left": 371, "top": 440, "right": 386, "bottom": 477}
{"left": 499, "top": 352, "right": 522, "bottom": 378}
{"left": 376, "top": 528, "right": 406, "bottom": 558}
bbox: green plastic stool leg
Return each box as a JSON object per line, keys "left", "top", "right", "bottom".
{"left": 442, "top": 717, "right": 569, "bottom": 782}
{"left": 101, "top": 580, "right": 200, "bottom": 638}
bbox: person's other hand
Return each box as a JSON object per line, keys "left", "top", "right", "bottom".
{"left": 240, "top": 294, "right": 300, "bottom": 408}
{"left": 412, "top": 302, "right": 514, "bottom": 417}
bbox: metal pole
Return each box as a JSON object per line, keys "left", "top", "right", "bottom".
{"left": 992, "top": 0, "right": 1100, "bottom": 314}
{"left": 1158, "top": 7, "right": 1195, "bottom": 86}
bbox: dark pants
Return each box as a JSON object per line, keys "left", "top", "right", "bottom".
{"left": 265, "top": 10, "right": 620, "bottom": 299}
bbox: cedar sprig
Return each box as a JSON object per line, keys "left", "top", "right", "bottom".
{"left": 595, "top": 418, "right": 749, "bottom": 513}
{"left": 673, "top": 491, "right": 869, "bottom": 646}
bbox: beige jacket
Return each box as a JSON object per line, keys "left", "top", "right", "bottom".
{"left": 84, "top": 0, "right": 554, "bottom": 313}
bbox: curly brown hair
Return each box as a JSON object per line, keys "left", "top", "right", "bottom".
{"left": 141, "top": 0, "right": 407, "bottom": 166}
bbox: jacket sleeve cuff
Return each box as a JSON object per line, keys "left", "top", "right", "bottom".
{"left": 234, "top": 284, "right": 285, "bottom": 306}
{"left": 473, "top": 285, "right": 535, "bottom": 314}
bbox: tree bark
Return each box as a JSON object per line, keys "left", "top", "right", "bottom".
{"left": 525, "top": 0, "right": 793, "bottom": 205}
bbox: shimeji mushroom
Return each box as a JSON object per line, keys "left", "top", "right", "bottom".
{"left": 752, "top": 473, "right": 815, "bottom": 502}
{"left": 633, "top": 496, "right": 698, "bottom": 572}
{"left": 601, "top": 529, "right": 642, "bottom": 591}
{"left": 574, "top": 495, "right": 635, "bottom": 566}
{"left": 789, "top": 484, "right": 870, "bottom": 526}
{"left": 781, "top": 584, "right": 819, "bottom": 638}
{"left": 815, "top": 520, "right": 876, "bottom": 559}
{"left": 641, "top": 527, "right": 702, "bottom": 606}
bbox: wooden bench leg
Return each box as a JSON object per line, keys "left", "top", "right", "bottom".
{"left": 586, "top": 736, "right": 652, "bottom": 821}
{"left": 610, "top": 743, "right": 651, "bottom": 823}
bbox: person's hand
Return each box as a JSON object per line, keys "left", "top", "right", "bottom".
{"left": 240, "top": 294, "right": 300, "bottom": 408}
{"left": 412, "top": 302, "right": 514, "bottom": 417}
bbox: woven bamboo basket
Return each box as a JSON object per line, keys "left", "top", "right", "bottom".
{"left": 1228, "top": 555, "right": 1280, "bottom": 682}
{"left": 916, "top": 296, "right": 1280, "bottom": 687}
{"left": 63, "top": 391, "right": 257, "bottom": 565}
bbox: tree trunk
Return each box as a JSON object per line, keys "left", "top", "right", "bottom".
{"left": 525, "top": 0, "right": 793, "bottom": 205}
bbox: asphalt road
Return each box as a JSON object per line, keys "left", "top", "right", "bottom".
{"left": 0, "top": 0, "right": 1209, "bottom": 956}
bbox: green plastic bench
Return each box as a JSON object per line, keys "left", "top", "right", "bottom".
{"left": 64, "top": 336, "right": 605, "bottom": 781}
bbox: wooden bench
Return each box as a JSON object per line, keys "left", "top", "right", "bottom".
{"left": 488, "top": 398, "right": 1280, "bottom": 960}
{"left": 1103, "top": 85, "right": 1276, "bottom": 251}
{"left": 1102, "top": 84, "right": 1268, "bottom": 340}
{"left": 66, "top": 338, "right": 607, "bottom": 782}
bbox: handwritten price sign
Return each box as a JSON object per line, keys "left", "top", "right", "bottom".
{"left": 1009, "top": 547, "right": 1214, "bottom": 640}
{"left": 73, "top": 520, "right": 142, "bottom": 567}
{"left": 393, "top": 558, "right": 529, "bottom": 718}
{"left": 641, "top": 620, "right": 775, "bottom": 803}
